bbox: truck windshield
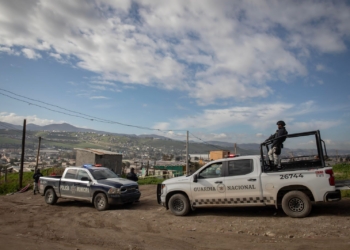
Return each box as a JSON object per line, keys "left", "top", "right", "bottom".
{"left": 89, "top": 169, "right": 119, "bottom": 180}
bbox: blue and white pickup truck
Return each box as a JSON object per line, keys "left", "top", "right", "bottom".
{"left": 39, "top": 165, "right": 141, "bottom": 211}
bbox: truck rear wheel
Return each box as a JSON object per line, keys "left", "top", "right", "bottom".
{"left": 282, "top": 191, "right": 311, "bottom": 218}
{"left": 94, "top": 193, "right": 109, "bottom": 211}
{"left": 45, "top": 188, "right": 58, "bottom": 205}
{"left": 168, "top": 193, "right": 190, "bottom": 216}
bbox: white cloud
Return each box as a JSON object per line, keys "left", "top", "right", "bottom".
{"left": 152, "top": 122, "right": 170, "bottom": 131}
{"left": 90, "top": 80, "right": 116, "bottom": 86}
{"left": 316, "top": 64, "right": 332, "bottom": 73}
{"left": 89, "top": 96, "right": 109, "bottom": 100}
{"left": 170, "top": 102, "right": 294, "bottom": 130}
{"left": 0, "top": 112, "right": 63, "bottom": 126}
{"left": 22, "top": 48, "right": 41, "bottom": 59}
{"left": 0, "top": 46, "right": 19, "bottom": 55}
{"left": 49, "top": 53, "right": 61, "bottom": 60}
{"left": 0, "top": 1, "right": 349, "bottom": 104}
{"left": 316, "top": 64, "right": 325, "bottom": 71}
{"left": 157, "top": 101, "right": 342, "bottom": 134}
{"left": 292, "top": 120, "right": 342, "bottom": 131}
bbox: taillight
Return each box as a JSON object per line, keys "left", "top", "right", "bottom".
{"left": 325, "top": 169, "right": 335, "bottom": 186}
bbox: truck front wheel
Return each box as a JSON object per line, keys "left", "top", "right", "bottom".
{"left": 168, "top": 193, "right": 190, "bottom": 216}
{"left": 45, "top": 188, "right": 58, "bottom": 205}
{"left": 282, "top": 191, "right": 311, "bottom": 218}
{"left": 94, "top": 193, "right": 109, "bottom": 211}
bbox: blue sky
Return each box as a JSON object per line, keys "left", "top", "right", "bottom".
{"left": 0, "top": 0, "right": 350, "bottom": 150}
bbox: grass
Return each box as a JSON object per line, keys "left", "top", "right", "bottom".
{"left": 0, "top": 171, "right": 34, "bottom": 195}
{"left": 0, "top": 168, "right": 58, "bottom": 195}
{"left": 138, "top": 177, "right": 164, "bottom": 185}
{"left": 0, "top": 137, "right": 22, "bottom": 146}
{"left": 333, "top": 163, "right": 350, "bottom": 197}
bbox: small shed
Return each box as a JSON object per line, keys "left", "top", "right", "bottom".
{"left": 209, "top": 150, "right": 230, "bottom": 161}
{"left": 74, "top": 148, "right": 123, "bottom": 174}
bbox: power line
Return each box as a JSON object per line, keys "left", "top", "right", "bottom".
{"left": 189, "top": 132, "right": 228, "bottom": 151}
{"left": 0, "top": 89, "right": 231, "bottom": 149}
{"left": 0, "top": 88, "right": 186, "bottom": 132}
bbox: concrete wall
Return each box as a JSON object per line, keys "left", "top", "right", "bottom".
{"left": 76, "top": 150, "right": 123, "bottom": 174}
{"left": 95, "top": 154, "right": 122, "bottom": 174}
{"left": 75, "top": 150, "right": 95, "bottom": 167}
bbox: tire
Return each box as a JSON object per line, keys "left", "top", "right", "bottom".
{"left": 124, "top": 202, "right": 134, "bottom": 206}
{"left": 94, "top": 193, "right": 109, "bottom": 211}
{"left": 282, "top": 191, "right": 312, "bottom": 218}
{"left": 168, "top": 193, "right": 190, "bottom": 216}
{"left": 45, "top": 188, "right": 58, "bottom": 205}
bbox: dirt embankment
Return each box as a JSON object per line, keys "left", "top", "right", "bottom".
{"left": 0, "top": 185, "right": 350, "bottom": 250}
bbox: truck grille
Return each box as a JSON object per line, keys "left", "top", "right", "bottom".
{"left": 121, "top": 185, "right": 138, "bottom": 193}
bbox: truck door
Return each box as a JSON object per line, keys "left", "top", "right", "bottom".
{"left": 191, "top": 161, "right": 225, "bottom": 206}
{"left": 75, "top": 169, "right": 92, "bottom": 200}
{"left": 224, "top": 159, "right": 264, "bottom": 206}
{"left": 60, "top": 168, "right": 78, "bottom": 198}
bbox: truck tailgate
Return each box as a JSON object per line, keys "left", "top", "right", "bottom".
{"left": 335, "top": 179, "right": 350, "bottom": 190}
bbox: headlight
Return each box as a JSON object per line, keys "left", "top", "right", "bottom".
{"left": 108, "top": 188, "right": 121, "bottom": 194}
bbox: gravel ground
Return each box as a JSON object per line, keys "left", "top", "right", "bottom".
{"left": 0, "top": 185, "right": 350, "bottom": 250}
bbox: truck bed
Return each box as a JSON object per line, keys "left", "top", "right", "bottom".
{"left": 335, "top": 179, "right": 350, "bottom": 190}
{"left": 41, "top": 176, "right": 62, "bottom": 179}
{"left": 265, "top": 159, "right": 324, "bottom": 172}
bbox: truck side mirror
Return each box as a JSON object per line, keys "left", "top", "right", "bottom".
{"left": 193, "top": 174, "right": 198, "bottom": 183}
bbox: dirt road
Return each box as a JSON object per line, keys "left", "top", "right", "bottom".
{"left": 1, "top": 185, "right": 350, "bottom": 250}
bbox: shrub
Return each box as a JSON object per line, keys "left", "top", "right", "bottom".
{"left": 138, "top": 177, "right": 163, "bottom": 185}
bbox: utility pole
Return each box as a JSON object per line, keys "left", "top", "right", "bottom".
{"left": 146, "top": 160, "right": 149, "bottom": 176}
{"left": 5, "top": 166, "right": 7, "bottom": 183}
{"left": 35, "top": 136, "right": 41, "bottom": 172}
{"left": 186, "top": 131, "right": 189, "bottom": 175}
{"left": 19, "top": 119, "right": 26, "bottom": 189}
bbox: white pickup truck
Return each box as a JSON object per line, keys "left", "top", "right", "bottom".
{"left": 157, "top": 130, "right": 350, "bottom": 218}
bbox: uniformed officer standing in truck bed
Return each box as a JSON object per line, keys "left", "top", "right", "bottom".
{"left": 267, "top": 120, "right": 288, "bottom": 169}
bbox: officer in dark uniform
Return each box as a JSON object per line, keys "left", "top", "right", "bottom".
{"left": 267, "top": 121, "right": 288, "bottom": 169}
{"left": 33, "top": 169, "right": 43, "bottom": 195}
{"left": 126, "top": 167, "right": 138, "bottom": 182}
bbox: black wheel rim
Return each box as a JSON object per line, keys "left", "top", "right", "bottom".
{"left": 288, "top": 197, "right": 304, "bottom": 212}
{"left": 172, "top": 198, "right": 184, "bottom": 212}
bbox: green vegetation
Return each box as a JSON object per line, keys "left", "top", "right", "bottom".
{"left": 138, "top": 177, "right": 164, "bottom": 185}
{"left": 0, "top": 171, "right": 33, "bottom": 195}
{"left": 0, "top": 137, "right": 22, "bottom": 145}
{"left": 0, "top": 168, "right": 58, "bottom": 195}
{"left": 333, "top": 163, "right": 350, "bottom": 197}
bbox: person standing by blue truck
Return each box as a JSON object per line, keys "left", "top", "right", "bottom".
{"left": 126, "top": 167, "right": 138, "bottom": 182}
{"left": 33, "top": 169, "right": 43, "bottom": 195}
